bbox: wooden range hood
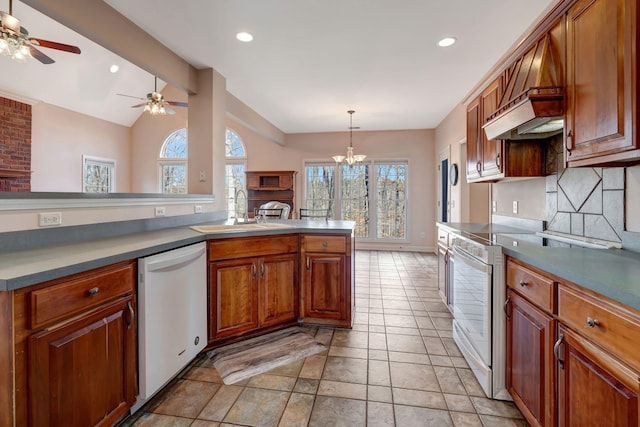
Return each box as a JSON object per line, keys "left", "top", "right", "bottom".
{"left": 483, "top": 32, "right": 564, "bottom": 141}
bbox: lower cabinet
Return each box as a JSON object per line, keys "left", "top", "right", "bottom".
{"left": 300, "top": 234, "right": 353, "bottom": 327}
{"left": 13, "top": 261, "right": 137, "bottom": 427}
{"left": 208, "top": 235, "right": 299, "bottom": 342}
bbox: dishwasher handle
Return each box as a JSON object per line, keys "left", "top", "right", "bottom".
{"left": 144, "top": 244, "right": 206, "bottom": 272}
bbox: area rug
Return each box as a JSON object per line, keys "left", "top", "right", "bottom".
{"left": 208, "top": 327, "right": 326, "bottom": 384}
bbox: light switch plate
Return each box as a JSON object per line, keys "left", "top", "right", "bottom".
{"left": 512, "top": 201, "right": 518, "bottom": 214}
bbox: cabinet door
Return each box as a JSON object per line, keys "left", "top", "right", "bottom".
{"left": 466, "top": 97, "right": 482, "bottom": 180}
{"left": 506, "top": 290, "right": 557, "bottom": 427}
{"left": 557, "top": 325, "right": 640, "bottom": 427}
{"left": 209, "top": 258, "right": 259, "bottom": 340}
{"left": 29, "top": 296, "right": 136, "bottom": 427}
{"left": 565, "top": 0, "right": 638, "bottom": 166}
{"left": 481, "top": 77, "right": 503, "bottom": 177}
{"left": 259, "top": 254, "right": 298, "bottom": 327}
{"left": 302, "top": 253, "right": 347, "bottom": 322}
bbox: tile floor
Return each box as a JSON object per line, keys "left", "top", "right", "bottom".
{"left": 124, "top": 251, "right": 528, "bottom": 427}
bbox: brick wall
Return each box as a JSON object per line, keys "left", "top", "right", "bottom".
{"left": 0, "top": 96, "right": 31, "bottom": 192}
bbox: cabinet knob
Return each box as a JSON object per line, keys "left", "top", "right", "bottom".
{"left": 586, "top": 317, "right": 600, "bottom": 328}
{"left": 87, "top": 287, "right": 100, "bottom": 297}
{"left": 322, "top": 241, "right": 328, "bottom": 247}
{"left": 519, "top": 280, "right": 528, "bottom": 287}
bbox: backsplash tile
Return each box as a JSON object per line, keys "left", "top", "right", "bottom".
{"left": 546, "top": 139, "right": 625, "bottom": 243}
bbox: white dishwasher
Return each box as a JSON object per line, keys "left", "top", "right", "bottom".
{"left": 135, "top": 242, "right": 207, "bottom": 409}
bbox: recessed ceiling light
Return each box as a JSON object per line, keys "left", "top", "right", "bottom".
{"left": 236, "top": 32, "right": 253, "bottom": 42}
{"left": 438, "top": 37, "right": 457, "bottom": 47}
{"left": 109, "top": 64, "right": 119, "bottom": 73}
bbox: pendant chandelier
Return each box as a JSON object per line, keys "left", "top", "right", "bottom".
{"left": 332, "top": 110, "right": 366, "bottom": 165}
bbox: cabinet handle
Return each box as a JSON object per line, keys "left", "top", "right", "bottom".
{"left": 565, "top": 129, "right": 573, "bottom": 155}
{"left": 519, "top": 280, "right": 528, "bottom": 287}
{"left": 495, "top": 153, "right": 500, "bottom": 168}
{"left": 476, "top": 161, "right": 481, "bottom": 175}
{"left": 261, "top": 262, "right": 265, "bottom": 277}
{"left": 306, "top": 257, "right": 310, "bottom": 270}
{"left": 252, "top": 263, "right": 257, "bottom": 278}
{"left": 127, "top": 301, "right": 135, "bottom": 330}
{"left": 586, "top": 317, "right": 600, "bottom": 328}
{"left": 554, "top": 333, "right": 564, "bottom": 369}
{"left": 87, "top": 287, "right": 100, "bottom": 297}
{"left": 504, "top": 295, "right": 511, "bottom": 320}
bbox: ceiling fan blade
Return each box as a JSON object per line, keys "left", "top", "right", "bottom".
{"left": 166, "top": 101, "right": 188, "bottom": 108}
{"left": 28, "top": 45, "right": 55, "bottom": 64}
{"left": 29, "top": 37, "right": 81, "bottom": 54}
{"left": 131, "top": 103, "right": 147, "bottom": 108}
{"left": 117, "top": 93, "right": 146, "bottom": 101}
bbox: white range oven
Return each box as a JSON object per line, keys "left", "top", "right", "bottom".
{"left": 451, "top": 232, "right": 511, "bottom": 401}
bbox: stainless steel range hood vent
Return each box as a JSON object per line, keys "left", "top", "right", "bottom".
{"left": 483, "top": 31, "right": 564, "bottom": 141}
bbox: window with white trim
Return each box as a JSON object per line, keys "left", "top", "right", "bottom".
{"left": 225, "top": 128, "right": 247, "bottom": 218}
{"left": 83, "top": 155, "right": 115, "bottom": 193}
{"left": 304, "top": 160, "right": 408, "bottom": 240}
{"left": 159, "top": 128, "right": 187, "bottom": 194}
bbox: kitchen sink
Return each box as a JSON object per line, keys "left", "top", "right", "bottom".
{"left": 190, "top": 223, "right": 297, "bottom": 233}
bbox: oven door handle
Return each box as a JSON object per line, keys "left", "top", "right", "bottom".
{"left": 452, "top": 246, "right": 492, "bottom": 274}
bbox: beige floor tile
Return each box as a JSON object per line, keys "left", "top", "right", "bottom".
{"left": 328, "top": 346, "right": 369, "bottom": 359}
{"left": 478, "top": 414, "right": 530, "bottom": 426}
{"left": 367, "top": 385, "right": 393, "bottom": 403}
{"left": 470, "top": 396, "right": 524, "bottom": 419}
{"left": 368, "top": 332, "right": 388, "bottom": 350}
{"left": 321, "top": 356, "right": 366, "bottom": 383}
{"left": 368, "top": 359, "right": 391, "bottom": 386}
{"left": 246, "top": 373, "right": 296, "bottom": 391}
{"left": 318, "top": 380, "right": 367, "bottom": 400}
{"left": 299, "top": 354, "right": 327, "bottom": 379}
{"left": 388, "top": 351, "right": 431, "bottom": 365}
{"left": 308, "top": 396, "right": 366, "bottom": 427}
{"left": 444, "top": 393, "right": 476, "bottom": 413}
{"left": 392, "top": 388, "right": 447, "bottom": 409}
{"left": 191, "top": 421, "right": 221, "bottom": 427}
{"left": 434, "top": 366, "right": 467, "bottom": 395}
{"left": 386, "top": 326, "right": 421, "bottom": 336}
{"left": 197, "top": 385, "right": 243, "bottom": 422}
{"left": 368, "top": 349, "right": 389, "bottom": 361}
{"left": 151, "top": 380, "right": 220, "bottom": 418}
{"left": 449, "top": 412, "right": 484, "bottom": 427}
{"left": 389, "top": 362, "right": 440, "bottom": 392}
{"left": 457, "top": 369, "right": 487, "bottom": 397}
{"left": 394, "top": 405, "right": 454, "bottom": 426}
{"left": 366, "top": 401, "right": 395, "bottom": 427}
{"left": 293, "top": 378, "right": 319, "bottom": 394}
{"left": 182, "top": 366, "right": 224, "bottom": 383}
{"left": 266, "top": 358, "right": 304, "bottom": 377}
{"left": 423, "top": 336, "right": 448, "bottom": 356}
{"left": 278, "top": 393, "right": 315, "bottom": 427}
{"left": 223, "top": 388, "right": 289, "bottom": 427}
{"left": 129, "top": 412, "right": 193, "bottom": 427}
{"left": 386, "top": 333, "right": 427, "bottom": 354}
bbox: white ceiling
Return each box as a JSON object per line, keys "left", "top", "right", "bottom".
{"left": 1, "top": 0, "right": 557, "bottom": 133}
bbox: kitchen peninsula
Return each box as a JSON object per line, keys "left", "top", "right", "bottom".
{"left": 0, "top": 219, "right": 355, "bottom": 427}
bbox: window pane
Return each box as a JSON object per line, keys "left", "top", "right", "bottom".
{"left": 225, "top": 129, "right": 246, "bottom": 158}
{"left": 226, "top": 163, "right": 247, "bottom": 218}
{"left": 160, "top": 129, "right": 187, "bottom": 158}
{"left": 376, "top": 162, "right": 407, "bottom": 239}
{"left": 83, "top": 157, "right": 114, "bottom": 193}
{"left": 342, "top": 164, "right": 369, "bottom": 238}
{"left": 161, "top": 164, "right": 187, "bottom": 194}
{"left": 304, "top": 165, "right": 335, "bottom": 217}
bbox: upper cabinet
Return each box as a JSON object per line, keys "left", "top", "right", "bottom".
{"left": 245, "top": 171, "right": 297, "bottom": 218}
{"left": 565, "top": 0, "right": 640, "bottom": 166}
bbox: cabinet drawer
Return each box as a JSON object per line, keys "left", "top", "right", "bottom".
{"left": 558, "top": 284, "right": 640, "bottom": 371}
{"left": 506, "top": 259, "right": 555, "bottom": 313}
{"left": 301, "top": 235, "right": 347, "bottom": 253}
{"left": 29, "top": 262, "right": 135, "bottom": 329}
{"left": 209, "top": 235, "right": 299, "bottom": 261}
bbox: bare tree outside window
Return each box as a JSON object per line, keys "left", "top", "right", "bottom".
{"left": 342, "top": 164, "right": 370, "bottom": 238}
{"left": 225, "top": 129, "right": 247, "bottom": 218}
{"left": 304, "top": 165, "right": 335, "bottom": 218}
{"left": 376, "top": 162, "right": 407, "bottom": 239}
{"left": 159, "top": 129, "right": 187, "bottom": 194}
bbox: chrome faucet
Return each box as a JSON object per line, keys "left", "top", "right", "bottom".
{"left": 233, "top": 189, "right": 248, "bottom": 224}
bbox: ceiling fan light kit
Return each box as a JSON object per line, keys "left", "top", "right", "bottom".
{"left": 118, "top": 76, "right": 188, "bottom": 116}
{"left": 0, "top": 0, "right": 80, "bottom": 64}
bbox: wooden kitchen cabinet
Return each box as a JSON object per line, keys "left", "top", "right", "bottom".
{"left": 300, "top": 234, "right": 354, "bottom": 327}
{"left": 466, "top": 96, "right": 482, "bottom": 181}
{"left": 12, "top": 261, "right": 137, "bottom": 427}
{"left": 245, "top": 171, "right": 297, "bottom": 218}
{"left": 208, "top": 235, "right": 299, "bottom": 342}
{"left": 565, "top": 0, "right": 640, "bottom": 167}
{"left": 505, "top": 258, "right": 557, "bottom": 427}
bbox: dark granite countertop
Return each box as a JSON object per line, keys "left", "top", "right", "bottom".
{"left": 437, "top": 222, "right": 640, "bottom": 312}
{"left": 0, "top": 220, "right": 355, "bottom": 291}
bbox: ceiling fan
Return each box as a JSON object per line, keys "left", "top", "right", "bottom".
{"left": 117, "top": 77, "right": 188, "bottom": 116}
{"left": 0, "top": 0, "right": 81, "bottom": 64}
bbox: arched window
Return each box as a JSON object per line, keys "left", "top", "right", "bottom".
{"left": 225, "top": 128, "right": 247, "bottom": 218}
{"left": 159, "top": 128, "right": 188, "bottom": 194}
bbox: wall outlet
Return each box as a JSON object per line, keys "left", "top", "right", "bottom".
{"left": 512, "top": 201, "right": 518, "bottom": 214}
{"left": 38, "top": 212, "right": 62, "bottom": 227}
{"left": 492, "top": 200, "right": 497, "bottom": 213}
{"left": 194, "top": 205, "right": 203, "bottom": 213}
{"left": 199, "top": 171, "right": 206, "bottom": 182}
{"left": 155, "top": 207, "right": 166, "bottom": 217}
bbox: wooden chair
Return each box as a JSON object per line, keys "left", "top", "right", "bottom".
{"left": 299, "top": 208, "right": 329, "bottom": 220}
{"left": 256, "top": 201, "right": 291, "bottom": 219}
{"left": 254, "top": 207, "right": 284, "bottom": 219}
